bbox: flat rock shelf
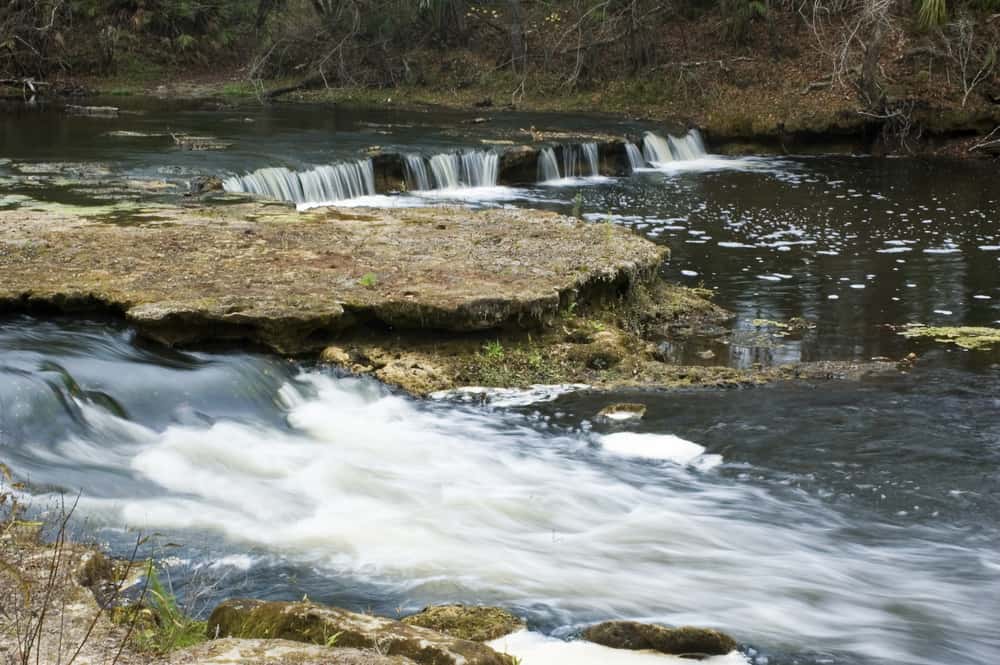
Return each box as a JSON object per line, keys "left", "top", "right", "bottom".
{"left": 0, "top": 203, "right": 666, "bottom": 354}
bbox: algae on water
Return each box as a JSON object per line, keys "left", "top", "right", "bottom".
{"left": 899, "top": 324, "right": 1000, "bottom": 350}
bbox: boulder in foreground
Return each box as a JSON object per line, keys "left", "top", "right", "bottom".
{"left": 207, "top": 598, "right": 514, "bottom": 665}
{"left": 582, "top": 620, "right": 738, "bottom": 658}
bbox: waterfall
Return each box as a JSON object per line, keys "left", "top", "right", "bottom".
{"left": 670, "top": 129, "right": 707, "bottom": 160}
{"left": 427, "top": 150, "right": 498, "bottom": 189}
{"left": 625, "top": 143, "right": 645, "bottom": 171}
{"left": 537, "top": 147, "right": 560, "bottom": 182}
{"left": 581, "top": 142, "right": 599, "bottom": 176}
{"left": 562, "top": 144, "right": 580, "bottom": 179}
{"left": 642, "top": 130, "right": 707, "bottom": 165}
{"left": 222, "top": 160, "right": 375, "bottom": 205}
{"left": 642, "top": 132, "right": 674, "bottom": 165}
{"left": 404, "top": 154, "right": 431, "bottom": 191}
{"left": 538, "top": 143, "right": 598, "bottom": 182}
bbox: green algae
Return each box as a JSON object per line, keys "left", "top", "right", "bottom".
{"left": 899, "top": 325, "right": 1000, "bottom": 351}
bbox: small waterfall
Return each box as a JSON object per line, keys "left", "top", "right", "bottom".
{"left": 625, "top": 143, "right": 645, "bottom": 171}
{"left": 404, "top": 154, "right": 431, "bottom": 191}
{"left": 642, "top": 132, "right": 674, "bottom": 165}
{"left": 539, "top": 143, "right": 598, "bottom": 182}
{"left": 581, "top": 142, "right": 599, "bottom": 177}
{"left": 428, "top": 150, "right": 498, "bottom": 189}
{"left": 642, "top": 129, "right": 708, "bottom": 165}
{"left": 537, "top": 147, "right": 561, "bottom": 182}
{"left": 670, "top": 129, "right": 707, "bottom": 160}
{"left": 222, "top": 160, "right": 375, "bottom": 204}
{"left": 562, "top": 144, "right": 580, "bottom": 179}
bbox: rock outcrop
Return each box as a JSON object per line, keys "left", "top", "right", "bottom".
{"left": 0, "top": 202, "right": 666, "bottom": 354}
{"left": 207, "top": 599, "right": 515, "bottom": 665}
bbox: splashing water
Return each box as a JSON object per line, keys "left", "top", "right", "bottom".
{"left": 5, "top": 323, "right": 998, "bottom": 665}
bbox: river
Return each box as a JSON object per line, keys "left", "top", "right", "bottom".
{"left": 1, "top": 98, "right": 998, "bottom": 665}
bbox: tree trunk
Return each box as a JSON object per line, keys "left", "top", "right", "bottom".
{"left": 508, "top": 0, "right": 526, "bottom": 73}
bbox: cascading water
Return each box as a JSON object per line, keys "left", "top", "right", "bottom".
{"left": 6, "top": 319, "right": 1000, "bottom": 665}
{"left": 641, "top": 129, "right": 707, "bottom": 165}
{"left": 403, "top": 154, "right": 431, "bottom": 191}
{"left": 669, "top": 129, "right": 707, "bottom": 161}
{"left": 625, "top": 142, "right": 645, "bottom": 171}
{"left": 537, "top": 147, "right": 561, "bottom": 182}
{"left": 562, "top": 144, "right": 580, "bottom": 179}
{"left": 642, "top": 132, "right": 675, "bottom": 164}
{"left": 539, "top": 143, "right": 600, "bottom": 183}
{"left": 223, "top": 160, "right": 375, "bottom": 205}
{"left": 581, "top": 142, "right": 599, "bottom": 177}
{"left": 428, "top": 150, "right": 498, "bottom": 189}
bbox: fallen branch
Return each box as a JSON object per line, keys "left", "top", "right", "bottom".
{"left": 802, "top": 76, "right": 833, "bottom": 93}
{"left": 654, "top": 56, "right": 753, "bottom": 73}
{"left": 263, "top": 74, "right": 327, "bottom": 100}
{"left": 970, "top": 126, "right": 1000, "bottom": 154}
{"left": 0, "top": 78, "right": 49, "bottom": 93}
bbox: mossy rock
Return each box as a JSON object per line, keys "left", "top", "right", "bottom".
{"left": 401, "top": 605, "right": 525, "bottom": 643}
{"left": 207, "top": 599, "right": 514, "bottom": 665}
{"left": 582, "top": 621, "right": 738, "bottom": 658}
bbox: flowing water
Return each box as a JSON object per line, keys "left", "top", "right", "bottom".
{"left": 1, "top": 98, "right": 999, "bottom": 665}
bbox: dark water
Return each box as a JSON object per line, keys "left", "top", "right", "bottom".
{"left": 1, "top": 99, "right": 999, "bottom": 665}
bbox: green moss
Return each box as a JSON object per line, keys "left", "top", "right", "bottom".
{"left": 899, "top": 325, "right": 1000, "bottom": 350}
{"left": 402, "top": 605, "right": 525, "bottom": 643}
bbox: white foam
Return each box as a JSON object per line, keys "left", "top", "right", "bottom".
{"left": 600, "top": 432, "right": 708, "bottom": 464}
{"left": 429, "top": 384, "right": 588, "bottom": 407}
{"left": 488, "top": 631, "right": 748, "bottom": 665}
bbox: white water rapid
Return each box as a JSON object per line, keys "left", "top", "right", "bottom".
{"left": 31, "top": 370, "right": 998, "bottom": 665}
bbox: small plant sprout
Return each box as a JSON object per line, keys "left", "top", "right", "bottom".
{"left": 359, "top": 272, "right": 378, "bottom": 288}
{"left": 483, "top": 340, "right": 505, "bottom": 360}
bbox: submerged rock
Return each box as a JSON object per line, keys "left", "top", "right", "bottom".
{"left": 582, "top": 621, "right": 737, "bottom": 658}
{"left": 207, "top": 599, "right": 514, "bottom": 665}
{"left": 401, "top": 605, "right": 525, "bottom": 642}
{"left": 898, "top": 324, "right": 1000, "bottom": 351}
{"left": 596, "top": 403, "right": 647, "bottom": 421}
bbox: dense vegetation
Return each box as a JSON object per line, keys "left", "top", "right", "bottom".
{"left": 2, "top": 1, "right": 998, "bottom": 144}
